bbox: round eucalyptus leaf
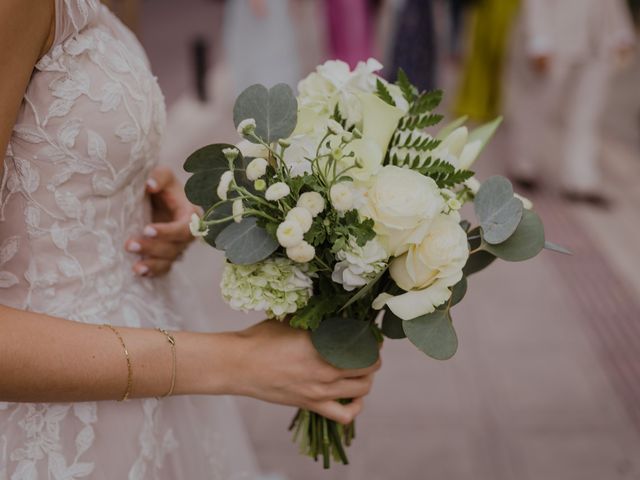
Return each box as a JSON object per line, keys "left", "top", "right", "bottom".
{"left": 311, "top": 316, "right": 380, "bottom": 369}
{"left": 381, "top": 309, "right": 406, "bottom": 339}
{"left": 463, "top": 251, "right": 497, "bottom": 276}
{"left": 233, "top": 83, "right": 298, "bottom": 144}
{"left": 183, "top": 144, "right": 244, "bottom": 209}
{"left": 215, "top": 217, "right": 279, "bottom": 265}
{"left": 450, "top": 277, "right": 467, "bottom": 306}
{"left": 403, "top": 310, "right": 458, "bottom": 360}
{"left": 474, "top": 176, "right": 523, "bottom": 245}
{"left": 203, "top": 203, "right": 233, "bottom": 247}
{"left": 482, "top": 210, "right": 545, "bottom": 262}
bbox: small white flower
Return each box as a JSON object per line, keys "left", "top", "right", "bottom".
{"left": 327, "top": 119, "right": 344, "bottom": 135}
{"left": 330, "top": 183, "right": 354, "bottom": 212}
{"left": 276, "top": 220, "right": 304, "bottom": 248}
{"left": 236, "top": 139, "right": 269, "bottom": 158}
{"left": 222, "top": 147, "right": 239, "bottom": 162}
{"left": 342, "top": 131, "right": 353, "bottom": 143}
{"left": 232, "top": 199, "right": 244, "bottom": 223}
{"left": 237, "top": 118, "right": 257, "bottom": 136}
{"left": 297, "top": 192, "right": 325, "bottom": 217}
{"left": 189, "top": 213, "right": 209, "bottom": 237}
{"left": 217, "top": 170, "right": 234, "bottom": 200}
{"left": 246, "top": 157, "right": 268, "bottom": 181}
{"left": 332, "top": 238, "right": 388, "bottom": 291}
{"left": 265, "top": 182, "right": 291, "bottom": 201}
{"left": 447, "top": 198, "right": 462, "bottom": 211}
{"left": 287, "top": 241, "right": 316, "bottom": 263}
{"left": 286, "top": 207, "right": 313, "bottom": 233}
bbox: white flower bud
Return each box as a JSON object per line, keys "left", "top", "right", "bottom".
{"left": 276, "top": 220, "right": 304, "bottom": 248}
{"left": 254, "top": 179, "right": 266, "bottom": 191}
{"left": 286, "top": 207, "right": 313, "bottom": 233}
{"left": 341, "top": 131, "right": 353, "bottom": 143}
{"left": 327, "top": 119, "right": 344, "bottom": 135}
{"left": 232, "top": 199, "right": 244, "bottom": 223}
{"left": 222, "top": 147, "right": 239, "bottom": 162}
{"left": 297, "top": 192, "right": 325, "bottom": 217}
{"left": 189, "top": 213, "right": 209, "bottom": 237}
{"left": 286, "top": 241, "right": 316, "bottom": 263}
{"left": 237, "top": 118, "right": 257, "bottom": 137}
{"left": 217, "top": 170, "right": 234, "bottom": 200}
{"left": 278, "top": 138, "right": 292, "bottom": 147}
{"left": 330, "top": 183, "right": 354, "bottom": 212}
{"left": 265, "top": 182, "right": 291, "bottom": 201}
{"left": 246, "top": 157, "right": 268, "bottom": 181}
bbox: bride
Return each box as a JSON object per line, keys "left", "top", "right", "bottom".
{"left": 0, "top": 0, "right": 380, "bottom": 478}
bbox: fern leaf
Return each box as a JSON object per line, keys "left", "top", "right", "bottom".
{"left": 375, "top": 79, "right": 396, "bottom": 106}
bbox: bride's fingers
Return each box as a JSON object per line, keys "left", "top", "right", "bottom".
{"left": 133, "top": 258, "right": 172, "bottom": 277}
{"left": 308, "top": 398, "right": 364, "bottom": 425}
{"left": 126, "top": 237, "right": 185, "bottom": 260}
{"left": 339, "top": 357, "right": 382, "bottom": 379}
{"left": 322, "top": 376, "right": 373, "bottom": 400}
{"left": 143, "top": 219, "right": 194, "bottom": 243}
{"left": 145, "top": 165, "right": 174, "bottom": 193}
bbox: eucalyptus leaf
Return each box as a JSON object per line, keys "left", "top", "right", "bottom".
{"left": 474, "top": 176, "right": 523, "bottom": 244}
{"left": 233, "top": 83, "right": 298, "bottom": 144}
{"left": 450, "top": 277, "right": 467, "bottom": 306}
{"left": 403, "top": 309, "right": 458, "bottom": 360}
{"left": 203, "top": 203, "right": 233, "bottom": 247}
{"left": 482, "top": 210, "right": 545, "bottom": 262}
{"left": 183, "top": 143, "right": 252, "bottom": 210}
{"left": 311, "top": 316, "right": 380, "bottom": 369}
{"left": 215, "top": 217, "right": 279, "bottom": 265}
{"left": 463, "top": 251, "right": 496, "bottom": 276}
{"left": 339, "top": 267, "right": 387, "bottom": 312}
{"left": 544, "top": 241, "right": 572, "bottom": 255}
{"left": 381, "top": 309, "right": 406, "bottom": 339}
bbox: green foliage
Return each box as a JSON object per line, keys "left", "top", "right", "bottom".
{"left": 305, "top": 218, "right": 327, "bottom": 247}
{"left": 463, "top": 251, "right": 496, "bottom": 276}
{"left": 233, "top": 83, "right": 298, "bottom": 144}
{"left": 409, "top": 89, "right": 443, "bottom": 116}
{"left": 203, "top": 203, "right": 233, "bottom": 246}
{"left": 544, "top": 241, "right": 572, "bottom": 255}
{"left": 339, "top": 267, "right": 387, "bottom": 312}
{"left": 381, "top": 308, "right": 406, "bottom": 339}
{"left": 311, "top": 316, "right": 380, "bottom": 369}
{"left": 449, "top": 277, "right": 467, "bottom": 306}
{"left": 396, "top": 68, "right": 418, "bottom": 103}
{"left": 398, "top": 113, "right": 444, "bottom": 131}
{"left": 481, "top": 210, "right": 545, "bottom": 262}
{"left": 403, "top": 309, "right": 458, "bottom": 360}
{"left": 375, "top": 79, "right": 396, "bottom": 106}
{"left": 415, "top": 158, "right": 474, "bottom": 188}
{"left": 215, "top": 217, "right": 279, "bottom": 264}
{"left": 474, "top": 176, "right": 524, "bottom": 245}
{"left": 290, "top": 296, "right": 342, "bottom": 330}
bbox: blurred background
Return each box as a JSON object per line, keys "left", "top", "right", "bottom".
{"left": 116, "top": 0, "right": 639, "bottom": 478}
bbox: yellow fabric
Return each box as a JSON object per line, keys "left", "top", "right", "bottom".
{"left": 454, "top": 0, "right": 520, "bottom": 121}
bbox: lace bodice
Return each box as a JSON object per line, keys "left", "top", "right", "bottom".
{"left": 0, "top": 2, "right": 259, "bottom": 478}
{"left": 0, "top": 0, "right": 171, "bottom": 325}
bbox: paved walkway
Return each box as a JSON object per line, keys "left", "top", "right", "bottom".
{"left": 139, "top": 2, "right": 640, "bottom": 478}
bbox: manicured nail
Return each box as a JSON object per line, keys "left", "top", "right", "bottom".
{"left": 146, "top": 178, "right": 158, "bottom": 191}
{"left": 127, "top": 241, "right": 142, "bottom": 253}
{"left": 135, "top": 264, "right": 149, "bottom": 276}
{"left": 143, "top": 226, "right": 157, "bottom": 237}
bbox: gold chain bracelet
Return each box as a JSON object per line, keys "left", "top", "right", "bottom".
{"left": 102, "top": 324, "right": 133, "bottom": 401}
{"left": 157, "top": 328, "right": 177, "bottom": 398}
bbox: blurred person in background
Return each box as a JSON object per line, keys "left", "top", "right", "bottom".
{"left": 223, "top": 0, "right": 301, "bottom": 95}
{"left": 453, "top": 0, "right": 520, "bottom": 121}
{"left": 324, "top": 0, "right": 374, "bottom": 67}
{"left": 505, "top": 0, "right": 635, "bottom": 206}
{"left": 388, "top": 0, "right": 438, "bottom": 91}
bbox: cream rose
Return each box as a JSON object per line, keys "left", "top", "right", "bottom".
{"left": 374, "top": 213, "right": 469, "bottom": 320}
{"left": 361, "top": 165, "right": 445, "bottom": 256}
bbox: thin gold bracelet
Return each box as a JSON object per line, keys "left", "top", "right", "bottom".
{"left": 157, "top": 328, "right": 177, "bottom": 398}
{"left": 102, "top": 324, "right": 133, "bottom": 401}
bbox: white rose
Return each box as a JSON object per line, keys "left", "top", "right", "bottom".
{"left": 286, "top": 241, "right": 316, "bottom": 263}
{"left": 236, "top": 139, "right": 269, "bottom": 158}
{"left": 330, "top": 183, "right": 354, "bottom": 212}
{"left": 286, "top": 207, "right": 313, "bottom": 233}
{"left": 217, "top": 170, "right": 234, "bottom": 201}
{"left": 362, "top": 165, "right": 445, "bottom": 256}
{"left": 265, "top": 182, "right": 291, "bottom": 201}
{"left": 276, "top": 220, "right": 304, "bottom": 248}
{"left": 375, "top": 214, "right": 469, "bottom": 320}
{"left": 232, "top": 199, "right": 244, "bottom": 223}
{"left": 237, "top": 118, "right": 256, "bottom": 136}
{"left": 246, "top": 157, "right": 268, "bottom": 181}
{"left": 297, "top": 192, "right": 325, "bottom": 217}
{"left": 189, "top": 213, "right": 209, "bottom": 237}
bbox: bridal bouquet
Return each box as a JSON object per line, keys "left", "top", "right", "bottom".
{"left": 183, "top": 59, "right": 567, "bottom": 468}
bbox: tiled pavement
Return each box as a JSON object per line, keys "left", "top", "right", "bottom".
{"left": 139, "top": 2, "right": 640, "bottom": 478}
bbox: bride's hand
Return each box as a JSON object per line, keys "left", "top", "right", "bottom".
{"left": 126, "top": 166, "right": 198, "bottom": 277}
{"left": 229, "top": 320, "right": 382, "bottom": 425}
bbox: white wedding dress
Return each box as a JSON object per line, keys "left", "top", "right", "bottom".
{"left": 0, "top": 1, "right": 260, "bottom": 478}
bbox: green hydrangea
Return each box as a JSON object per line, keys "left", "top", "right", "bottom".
{"left": 221, "top": 257, "right": 314, "bottom": 319}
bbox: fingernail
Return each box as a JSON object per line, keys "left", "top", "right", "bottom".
{"left": 135, "top": 264, "right": 149, "bottom": 276}
{"left": 127, "top": 241, "right": 142, "bottom": 253}
{"left": 143, "top": 226, "right": 157, "bottom": 238}
{"left": 146, "top": 178, "right": 158, "bottom": 191}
